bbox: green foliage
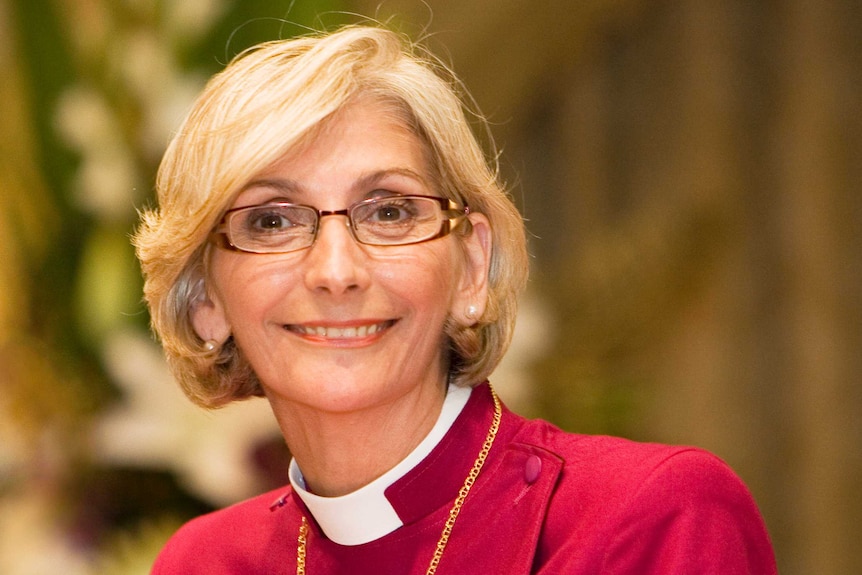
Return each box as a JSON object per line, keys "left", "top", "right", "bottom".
{"left": 201, "top": 0, "right": 350, "bottom": 70}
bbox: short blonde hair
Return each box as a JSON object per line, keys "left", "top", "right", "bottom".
{"left": 134, "top": 25, "right": 528, "bottom": 408}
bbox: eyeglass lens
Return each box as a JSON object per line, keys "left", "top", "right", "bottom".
{"left": 225, "top": 196, "right": 454, "bottom": 253}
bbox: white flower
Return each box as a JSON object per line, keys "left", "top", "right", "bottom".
{"left": 54, "top": 86, "right": 140, "bottom": 222}
{"left": 92, "top": 329, "right": 281, "bottom": 506}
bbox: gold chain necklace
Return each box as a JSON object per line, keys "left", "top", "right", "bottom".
{"left": 295, "top": 387, "right": 502, "bottom": 575}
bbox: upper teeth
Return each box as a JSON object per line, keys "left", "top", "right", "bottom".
{"left": 299, "top": 323, "right": 384, "bottom": 338}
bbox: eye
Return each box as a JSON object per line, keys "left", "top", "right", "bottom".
{"left": 374, "top": 203, "right": 409, "bottom": 222}
{"left": 365, "top": 198, "right": 418, "bottom": 224}
{"left": 236, "top": 205, "right": 316, "bottom": 235}
{"left": 252, "top": 211, "right": 292, "bottom": 230}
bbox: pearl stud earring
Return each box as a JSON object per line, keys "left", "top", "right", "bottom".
{"left": 466, "top": 305, "right": 478, "bottom": 320}
{"left": 203, "top": 340, "right": 218, "bottom": 352}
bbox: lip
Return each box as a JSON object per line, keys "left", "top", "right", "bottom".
{"left": 284, "top": 319, "right": 396, "bottom": 342}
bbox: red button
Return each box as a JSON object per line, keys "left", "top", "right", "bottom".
{"left": 525, "top": 455, "right": 542, "bottom": 484}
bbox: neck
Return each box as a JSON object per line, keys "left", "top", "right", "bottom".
{"left": 268, "top": 380, "right": 447, "bottom": 497}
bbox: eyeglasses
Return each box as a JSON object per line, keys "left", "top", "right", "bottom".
{"left": 213, "top": 195, "right": 470, "bottom": 254}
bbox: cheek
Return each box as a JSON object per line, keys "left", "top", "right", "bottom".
{"left": 210, "top": 255, "right": 299, "bottom": 325}
{"left": 208, "top": 242, "right": 462, "bottom": 325}
{"left": 375, "top": 246, "right": 461, "bottom": 307}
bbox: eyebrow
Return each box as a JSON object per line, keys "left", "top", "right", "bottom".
{"left": 240, "top": 168, "right": 431, "bottom": 201}
{"left": 354, "top": 168, "right": 430, "bottom": 191}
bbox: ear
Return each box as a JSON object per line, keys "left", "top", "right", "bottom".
{"left": 451, "top": 213, "right": 492, "bottom": 326}
{"left": 190, "top": 288, "right": 231, "bottom": 345}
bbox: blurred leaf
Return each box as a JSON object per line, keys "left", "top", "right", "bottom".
{"left": 198, "top": 0, "right": 348, "bottom": 70}
{"left": 74, "top": 227, "right": 144, "bottom": 344}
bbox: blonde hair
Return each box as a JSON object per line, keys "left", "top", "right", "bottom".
{"left": 134, "top": 25, "right": 528, "bottom": 408}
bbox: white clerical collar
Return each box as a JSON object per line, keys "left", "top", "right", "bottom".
{"left": 289, "top": 384, "right": 472, "bottom": 546}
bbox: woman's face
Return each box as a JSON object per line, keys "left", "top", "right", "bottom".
{"left": 192, "top": 98, "right": 490, "bottom": 416}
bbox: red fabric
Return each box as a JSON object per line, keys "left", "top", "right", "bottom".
{"left": 152, "top": 383, "right": 777, "bottom": 574}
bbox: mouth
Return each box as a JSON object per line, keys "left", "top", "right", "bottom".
{"left": 285, "top": 320, "right": 396, "bottom": 340}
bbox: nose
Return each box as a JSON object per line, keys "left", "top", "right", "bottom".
{"left": 302, "top": 214, "right": 370, "bottom": 295}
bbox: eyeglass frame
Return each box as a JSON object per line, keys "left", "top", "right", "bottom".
{"left": 210, "top": 194, "right": 471, "bottom": 254}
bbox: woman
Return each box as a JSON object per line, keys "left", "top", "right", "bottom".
{"left": 135, "top": 25, "right": 776, "bottom": 574}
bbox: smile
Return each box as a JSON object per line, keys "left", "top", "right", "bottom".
{"left": 287, "top": 320, "right": 395, "bottom": 339}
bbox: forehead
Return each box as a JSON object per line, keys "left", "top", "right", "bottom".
{"left": 233, "top": 98, "right": 435, "bottom": 207}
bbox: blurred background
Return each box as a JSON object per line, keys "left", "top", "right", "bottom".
{"left": 1, "top": 0, "right": 859, "bottom": 573}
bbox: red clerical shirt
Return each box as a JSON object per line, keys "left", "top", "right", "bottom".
{"left": 151, "top": 383, "right": 777, "bottom": 574}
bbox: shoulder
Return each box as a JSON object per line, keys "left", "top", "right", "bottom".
{"left": 166, "top": 486, "right": 291, "bottom": 541}
{"left": 511, "top": 418, "right": 777, "bottom": 574}
{"left": 151, "top": 486, "right": 296, "bottom": 574}
{"left": 513, "top": 415, "right": 734, "bottom": 491}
